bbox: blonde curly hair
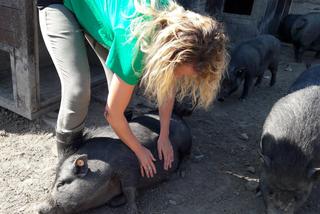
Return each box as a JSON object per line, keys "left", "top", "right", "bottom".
{"left": 131, "top": 0, "right": 228, "bottom": 108}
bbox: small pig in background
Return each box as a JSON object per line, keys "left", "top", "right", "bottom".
{"left": 37, "top": 113, "right": 192, "bottom": 214}
{"left": 259, "top": 65, "right": 320, "bottom": 214}
{"left": 291, "top": 13, "right": 320, "bottom": 62}
{"left": 277, "top": 14, "right": 301, "bottom": 44}
{"left": 279, "top": 13, "right": 320, "bottom": 63}
{"left": 218, "top": 34, "right": 280, "bottom": 101}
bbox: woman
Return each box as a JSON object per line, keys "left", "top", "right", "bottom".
{"left": 37, "top": 0, "right": 227, "bottom": 178}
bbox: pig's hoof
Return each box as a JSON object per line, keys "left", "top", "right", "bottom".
{"left": 269, "top": 82, "right": 276, "bottom": 87}
{"left": 109, "top": 195, "right": 127, "bottom": 207}
{"left": 128, "top": 210, "right": 139, "bottom": 214}
{"left": 306, "top": 63, "right": 311, "bottom": 69}
{"left": 179, "top": 169, "right": 186, "bottom": 178}
{"left": 127, "top": 207, "right": 139, "bottom": 214}
{"left": 35, "top": 201, "right": 55, "bottom": 214}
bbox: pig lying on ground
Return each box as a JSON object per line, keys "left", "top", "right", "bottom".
{"left": 259, "top": 65, "right": 320, "bottom": 214}
{"left": 37, "top": 113, "right": 192, "bottom": 214}
{"left": 218, "top": 34, "right": 280, "bottom": 101}
{"left": 279, "top": 13, "right": 320, "bottom": 62}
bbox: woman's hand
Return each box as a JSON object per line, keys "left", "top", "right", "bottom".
{"left": 134, "top": 145, "right": 157, "bottom": 178}
{"left": 157, "top": 135, "right": 174, "bottom": 170}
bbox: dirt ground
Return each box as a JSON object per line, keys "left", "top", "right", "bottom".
{"left": 1, "top": 3, "right": 320, "bottom": 214}
{"left": 1, "top": 44, "right": 320, "bottom": 214}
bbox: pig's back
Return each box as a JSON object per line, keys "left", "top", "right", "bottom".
{"left": 263, "top": 84, "right": 320, "bottom": 158}
{"left": 289, "top": 65, "right": 320, "bottom": 93}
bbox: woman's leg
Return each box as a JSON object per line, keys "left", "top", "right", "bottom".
{"left": 84, "top": 33, "right": 114, "bottom": 88}
{"left": 39, "top": 4, "right": 91, "bottom": 157}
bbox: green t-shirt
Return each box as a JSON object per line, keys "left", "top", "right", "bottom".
{"left": 64, "top": 0, "right": 168, "bottom": 85}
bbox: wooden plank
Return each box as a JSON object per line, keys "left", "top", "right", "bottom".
{"left": 0, "top": 48, "right": 11, "bottom": 71}
{"left": 0, "top": 0, "right": 108, "bottom": 120}
{"left": 258, "top": 0, "right": 293, "bottom": 34}
{"left": 0, "top": 30, "right": 18, "bottom": 47}
{"left": 0, "top": 68, "right": 13, "bottom": 101}
{"left": 14, "top": 0, "right": 39, "bottom": 113}
{"left": 0, "top": 0, "right": 21, "bottom": 9}
{"left": 30, "top": 102, "right": 60, "bottom": 120}
{"left": 205, "top": 0, "right": 224, "bottom": 16}
{"left": 0, "top": 94, "right": 33, "bottom": 120}
{"left": 0, "top": 6, "right": 20, "bottom": 32}
{"left": 10, "top": 49, "right": 18, "bottom": 105}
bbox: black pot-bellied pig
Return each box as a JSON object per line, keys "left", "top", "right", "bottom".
{"left": 259, "top": 65, "right": 320, "bottom": 214}
{"left": 278, "top": 14, "right": 301, "bottom": 44}
{"left": 37, "top": 113, "right": 192, "bottom": 214}
{"left": 218, "top": 34, "right": 280, "bottom": 101}
{"left": 289, "top": 13, "right": 320, "bottom": 62}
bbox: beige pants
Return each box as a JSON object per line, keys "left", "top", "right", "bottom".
{"left": 39, "top": 4, "right": 113, "bottom": 133}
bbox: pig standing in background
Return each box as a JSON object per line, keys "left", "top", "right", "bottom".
{"left": 259, "top": 65, "right": 320, "bottom": 214}
{"left": 37, "top": 113, "right": 192, "bottom": 214}
{"left": 278, "top": 14, "right": 301, "bottom": 44}
{"left": 289, "top": 13, "right": 320, "bottom": 62}
{"left": 218, "top": 34, "right": 280, "bottom": 101}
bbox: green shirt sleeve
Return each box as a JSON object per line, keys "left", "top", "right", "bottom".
{"left": 106, "top": 29, "right": 144, "bottom": 85}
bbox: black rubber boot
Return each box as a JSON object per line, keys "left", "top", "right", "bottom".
{"left": 56, "top": 129, "right": 84, "bottom": 161}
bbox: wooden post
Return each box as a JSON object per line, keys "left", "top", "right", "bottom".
{"left": 0, "top": 0, "right": 105, "bottom": 120}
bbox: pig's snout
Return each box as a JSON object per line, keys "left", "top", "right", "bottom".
{"left": 218, "top": 96, "right": 225, "bottom": 102}
{"left": 217, "top": 90, "right": 227, "bottom": 102}
{"left": 36, "top": 201, "right": 58, "bottom": 214}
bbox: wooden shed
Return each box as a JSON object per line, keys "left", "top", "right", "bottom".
{"left": 179, "top": 0, "right": 293, "bottom": 42}
{"left": 0, "top": 0, "right": 294, "bottom": 119}
{"left": 0, "top": 1, "right": 104, "bottom": 120}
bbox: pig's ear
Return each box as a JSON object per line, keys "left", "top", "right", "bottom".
{"left": 260, "top": 134, "right": 275, "bottom": 168}
{"left": 236, "top": 68, "right": 246, "bottom": 77}
{"left": 307, "top": 168, "right": 320, "bottom": 180}
{"left": 73, "top": 154, "right": 88, "bottom": 177}
{"left": 259, "top": 150, "right": 271, "bottom": 168}
{"left": 260, "top": 134, "right": 275, "bottom": 155}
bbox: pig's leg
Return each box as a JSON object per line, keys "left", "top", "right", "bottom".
{"left": 178, "top": 153, "right": 191, "bottom": 178}
{"left": 123, "top": 187, "right": 139, "bottom": 214}
{"left": 269, "top": 63, "right": 278, "bottom": 87}
{"left": 254, "top": 75, "right": 263, "bottom": 87}
{"left": 306, "top": 63, "right": 311, "bottom": 69}
{"left": 240, "top": 76, "right": 253, "bottom": 100}
{"left": 108, "top": 194, "right": 127, "bottom": 207}
{"left": 294, "top": 45, "right": 304, "bottom": 62}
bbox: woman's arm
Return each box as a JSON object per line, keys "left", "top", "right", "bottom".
{"left": 105, "top": 74, "right": 157, "bottom": 178}
{"left": 158, "top": 90, "right": 175, "bottom": 170}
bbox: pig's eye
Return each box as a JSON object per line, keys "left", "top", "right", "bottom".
{"left": 57, "top": 179, "right": 73, "bottom": 189}
{"left": 57, "top": 182, "right": 65, "bottom": 189}
{"left": 294, "top": 195, "right": 301, "bottom": 202}
{"left": 268, "top": 190, "right": 274, "bottom": 196}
